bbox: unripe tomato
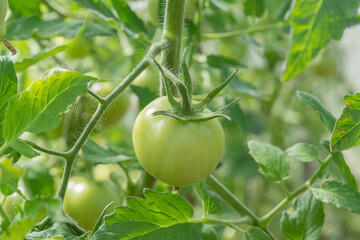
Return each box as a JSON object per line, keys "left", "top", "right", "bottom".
{"left": 132, "top": 97, "right": 225, "bottom": 186}
{"left": 64, "top": 37, "right": 92, "bottom": 59}
{"left": 132, "top": 68, "right": 159, "bottom": 92}
{"left": 2, "top": 193, "right": 23, "bottom": 219}
{"left": 92, "top": 82, "right": 130, "bottom": 125}
{"left": 63, "top": 176, "right": 120, "bottom": 231}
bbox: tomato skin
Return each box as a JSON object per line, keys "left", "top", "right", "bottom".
{"left": 93, "top": 82, "right": 130, "bottom": 125}
{"left": 63, "top": 176, "right": 120, "bottom": 231}
{"left": 65, "top": 37, "right": 91, "bottom": 59}
{"left": 132, "top": 97, "right": 225, "bottom": 186}
{"left": 132, "top": 68, "right": 159, "bottom": 92}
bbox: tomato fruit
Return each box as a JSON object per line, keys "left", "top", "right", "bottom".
{"left": 64, "top": 37, "right": 92, "bottom": 59}
{"left": 132, "top": 97, "right": 225, "bottom": 186}
{"left": 63, "top": 176, "right": 120, "bottom": 231}
{"left": 132, "top": 68, "right": 159, "bottom": 92}
{"left": 92, "top": 82, "right": 130, "bottom": 125}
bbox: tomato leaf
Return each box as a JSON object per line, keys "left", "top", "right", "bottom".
{"left": 0, "top": 158, "right": 24, "bottom": 197}
{"left": 130, "top": 85, "right": 157, "bottom": 110}
{"left": 3, "top": 71, "right": 96, "bottom": 144}
{"left": 283, "top": 0, "right": 359, "bottom": 81}
{"left": 9, "top": 0, "right": 40, "bottom": 17}
{"left": 286, "top": 143, "right": 319, "bottom": 162}
{"left": 248, "top": 140, "right": 290, "bottom": 182}
{"left": 82, "top": 139, "right": 132, "bottom": 165}
{"left": 91, "top": 189, "right": 217, "bottom": 240}
{"left": 111, "top": 0, "right": 148, "bottom": 37}
{"left": 25, "top": 223, "right": 88, "bottom": 240}
{"left": 311, "top": 181, "right": 360, "bottom": 215}
{"left": 9, "top": 139, "right": 39, "bottom": 158}
{"left": 244, "top": 0, "right": 266, "bottom": 18}
{"left": 331, "top": 93, "right": 360, "bottom": 151}
{"left": 14, "top": 21, "right": 87, "bottom": 72}
{"left": 0, "top": 57, "right": 17, "bottom": 146}
{"left": 74, "top": 0, "right": 117, "bottom": 20}
{"left": 195, "top": 181, "right": 222, "bottom": 215}
{"left": 321, "top": 140, "right": 357, "bottom": 190}
{"left": 6, "top": 17, "right": 116, "bottom": 40}
{"left": 245, "top": 227, "right": 271, "bottom": 240}
{"left": 281, "top": 191, "right": 324, "bottom": 240}
{"left": 297, "top": 91, "right": 336, "bottom": 132}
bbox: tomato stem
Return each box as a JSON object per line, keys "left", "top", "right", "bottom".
{"left": 160, "top": 0, "right": 186, "bottom": 95}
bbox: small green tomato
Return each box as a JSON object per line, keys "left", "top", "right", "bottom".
{"left": 132, "top": 97, "right": 225, "bottom": 187}
{"left": 63, "top": 176, "right": 120, "bottom": 231}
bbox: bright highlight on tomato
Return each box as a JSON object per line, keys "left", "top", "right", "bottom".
{"left": 132, "top": 97, "right": 225, "bottom": 187}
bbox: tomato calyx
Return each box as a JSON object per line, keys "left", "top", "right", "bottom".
{"left": 152, "top": 48, "right": 241, "bottom": 122}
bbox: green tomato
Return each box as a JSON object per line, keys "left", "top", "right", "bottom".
{"left": 63, "top": 176, "right": 120, "bottom": 231}
{"left": 64, "top": 37, "right": 92, "bottom": 59}
{"left": 132, "top": 68, "right": 159, "bottom": 92}
{"left": 3, "top": 193, "right": 23, "bottom": 219}
{"left": 132, "top": 97, "right": 225, "bottom": 186}
{"left": 94, "top": 82, "right": 130, "bottom": 125}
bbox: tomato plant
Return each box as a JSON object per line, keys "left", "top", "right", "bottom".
{"left": 1, "top": 0, "right": 360, "bottom": 239}
{"left": 63, "top": 176, "right": 120, "bottom": 231}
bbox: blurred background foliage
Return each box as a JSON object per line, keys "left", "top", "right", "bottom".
{"left": 1, "top": 0, "right": 360, "bottom": 239}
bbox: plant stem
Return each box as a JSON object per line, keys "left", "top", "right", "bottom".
{"left": 0, "top": 204, "right": 10, "bottom": 223}
{"left": 280, "top": 179, "right": 290, "bottom": 198}
{"left": 206, "top": 174, "right": 259, "bottom": 225}
{"left": 24, "top": 140, "right": 67, "bottom": 158}
{"left": 54, "top": 40, "right": 169, "bottom": 202}
{"left": 56, "top": 158, "right": 75, "bottom": 199}
{"left": 201, "top": 22, "right": 288, "bottom": 40}
{"left": 259, "top": 154, "right": 333, "bottom": 225}
{"left": 160, "top": 0, "right": 186, "bottom": 95}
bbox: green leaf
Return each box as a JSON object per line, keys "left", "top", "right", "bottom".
{"left": 311, "top": 181, "right": 360, "bottom": 214}
{"left": 0, "top": 57, "right": 17, "bottom": 146}
{"left": 3, "top": 72, "right": 95, "bottom": 144}
{"left": 207, "top": 55, "right": 246, "bottom": 70}
{"left": 248, "top": 140, "right": 290, "bottom": 182}
{"left": 14, "top": 21, "right": 87, "bottom": 72}
{"left": 283, "top": 0, "right": 359, "bottom": 81}
{"left": 244, "top": 0, "right": 266, "bottom": 17}
{"left": 25, "top": 223, "right": 87, "bottom": 240}
{"left": 245, "top": 227, "right": 271, "bottom": 240}
{"left": 91, "top": 189, "right": 216, "bottom": 240}
{"left": 0, "top": 158, "right": 24, "bottom": 196}
{"left": 6, "top": 17, "right": 115, "bottom": 40}
{"left": 111, "top": 0, "right": 148, "bottom": 37}
{"left": 281, "top": 191, "right": 324, "bottom": 240}
{"left": 130, "top": 85, "right": 158, "bottom": 110}
{"left": 286, "top": 143, "right": 319, "bottom": 162}
{"left": 74, "top": 0, "right": 117, "bottom": 20}
{"left": 331, "top": 93, "right": 360, "bottom": 151}
{"left": 9, "top": 0, "right": 40, "bottom": 17}
{"left": 230, "top": 77, "right": 263, "bottom": 100}
{"left": 9, "top": 139, "right": 39, "bottom": 158}
{"left": 321, "top": 140, "right": 357, "bottom": 190}
{"left": 195, "top": 182, "right": 222, "bottom": 215}
{"left": 82, "top": 139, "right": 132, "bottom": 165}
{"left": 43, "top": 197, "right": 70, "bottom": 223}
{"left": 297, "top": 91, "right": 336, "bottom": 131}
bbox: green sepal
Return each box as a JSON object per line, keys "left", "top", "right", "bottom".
{"left": 153, "top": 97, "right": 241, "bottom": 122}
